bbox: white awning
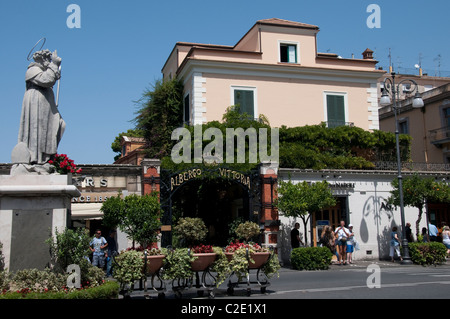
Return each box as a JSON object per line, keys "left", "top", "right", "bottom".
{"left": 71, "top": 203, "right": 104, "bottom": 220}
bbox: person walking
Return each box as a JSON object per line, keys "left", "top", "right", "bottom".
{"left": 290, "top": 222, "right": 304, "bottom": 250}
{"left": 390, "top": 226, "right": 403, "bottom": 262}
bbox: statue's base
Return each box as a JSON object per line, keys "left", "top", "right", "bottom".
{"left": 0, "top": 174, "right": 80, "bottom": 271}
{"left": 10, "top": 163, "right": 55, "bottom": 175}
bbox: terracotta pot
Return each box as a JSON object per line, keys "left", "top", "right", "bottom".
{"left": 248, "top": 252, "right": 270, "bottom": 269}
{"left": 225, "top": 251, "right": 270, "bottom": 269}
{"left": 143, "top": 254, "right": 165, "bottom": 274}
{"left": 191, "top": 253, "right": 217, "bottom": 271}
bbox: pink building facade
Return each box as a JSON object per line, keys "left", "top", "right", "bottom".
{"left": 162, "top": 18, "right": 385, "bottom": 130}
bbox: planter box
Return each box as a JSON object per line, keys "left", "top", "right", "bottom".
{"left": 249, "top": 252, "right": 270, "bottom": 269}
{"left": 225, "top": 251, "right": 270, "bottom": 269}
{"left": 191, "top": 253, "right": 217, "bottom": 272}
{"left": 143, "top": 255, "right": 165, "bottom": 274}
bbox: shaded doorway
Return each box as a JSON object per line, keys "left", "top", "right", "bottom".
{"left": 170, "top": 178, "right": 250, "bottom": 246}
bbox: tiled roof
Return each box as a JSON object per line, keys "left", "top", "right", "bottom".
{"left": 257, "top": 18, "right": 319, "bottom": 30}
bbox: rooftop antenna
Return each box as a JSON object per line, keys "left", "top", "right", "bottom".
{"left": 388, "top": 48, "right": 392, "bottom": 73}
{"left": 433, "top": 54, "right": 441, "bottom": 77}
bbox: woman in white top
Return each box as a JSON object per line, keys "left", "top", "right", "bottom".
{"left": 335, "top": 220, "right": 350, "bottom": 265}
{"left": 442, "top": 226, "right": 450, "bottom": 257}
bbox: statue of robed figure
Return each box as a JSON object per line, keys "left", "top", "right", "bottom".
{"left": 12, "top": 45, "right": 65, "bottom": 174}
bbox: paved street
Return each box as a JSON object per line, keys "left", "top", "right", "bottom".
{"left": 124, "top": 259, "right": 450, "bottom": 300}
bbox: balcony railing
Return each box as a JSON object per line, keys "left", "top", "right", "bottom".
{"left": 324, "top": 121, "right": 354, "bottom": 128}
{"left": 374, "top": 161, "right": 450, "bottom": 172}
{"left": 429, "top": 126, "right": 450, "bottom": 146}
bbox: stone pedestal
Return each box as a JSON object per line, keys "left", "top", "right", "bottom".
{"left": 0, "top": 174, "right": 80, "bottom": 272}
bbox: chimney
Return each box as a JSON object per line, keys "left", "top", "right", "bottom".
{"left": 362, "top": 48, "right": 374, "bottom": 60}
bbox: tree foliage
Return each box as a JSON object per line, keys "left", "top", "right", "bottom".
{"left": 276, "top": 180, "right": 336, "bottom": 245}
{"left": 133, "top": 78, "right": 184, "bottom": 159}
{"left": 101, "top": 193, "right": 161, "bottom": 247}
{"left": 388, "top": 174, "right": 450, "bottom": 236}
{"left": 278, "top": 124, "right": 411, "bottom": 169}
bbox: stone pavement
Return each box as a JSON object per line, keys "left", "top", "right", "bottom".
{"left": 115, "top": 258, "right": 450, "bottom": 299}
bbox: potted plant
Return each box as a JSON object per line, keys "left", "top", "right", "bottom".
{"left": 225, "top": 221, "right": 267, "bottom": 266}
{"left": 113, "top": 249, "right": 145, "bottom": 297}
{"left": 235, "top": 221, "right": 261, "bottom": 243}
{"left": 189, "top": 244, "right": 217, "bottom": 272}
{"left": 173, "top": 217, "right": 218, "bottom": 272}
{"left": 128, "top": 246, "right": 167, "bottom": 275}
{"left": 173, "top": 217, "right": 208, "bottom": 247}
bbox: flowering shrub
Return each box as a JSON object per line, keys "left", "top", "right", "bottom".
{"left": 225, "top": 241, "right": 266, "bottom": 253}
{"left": 48, "top": 153, "right": 82, "bottom": 174}
{"left": 126, "top": 246, "right": 164, "bottom": 256}
{"left": 190, "top": 244, "right": 214, "bottom": 254}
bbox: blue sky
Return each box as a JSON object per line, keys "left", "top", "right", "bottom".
{"left": 0, "top": 0, "right": 448, "bottom": 164}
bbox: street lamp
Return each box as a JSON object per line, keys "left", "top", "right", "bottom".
{"left": 380, "top": 72, "right": 424, "bottom": 264}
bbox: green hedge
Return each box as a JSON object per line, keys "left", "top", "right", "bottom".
{"left": 0, "top": 280, "right": 119, "bottom": 299}
{"left": 408, "top": 242, "right": 447, "bottom": 266}
{"left": 291, "top": 247, "right": 333, "bottom": 270}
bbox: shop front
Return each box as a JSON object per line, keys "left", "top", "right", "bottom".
{"left": 277, "top": 168, "right": 447, "bottom": 264}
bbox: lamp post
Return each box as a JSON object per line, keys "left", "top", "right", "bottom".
{"left": 380, "top": 72, "right": 424, "bottom": 264}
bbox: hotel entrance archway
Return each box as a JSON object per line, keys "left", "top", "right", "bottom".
{"left": 157, "top": 165, "right": 263, "bottom": 247}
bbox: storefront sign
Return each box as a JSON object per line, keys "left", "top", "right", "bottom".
{"left": 72, "top": 192, "right": 119, "bottom": 203}
{"left": 170, "top": 167, "right": 251, "bottom": 190}
{"left": 328, "top": 182, "right": 355, "bottom": 189}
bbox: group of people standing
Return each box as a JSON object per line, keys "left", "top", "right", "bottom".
{"left": 319, "top": 221, "right": 356, "bottom": 265}
{"left": 291, "top": 220, "right": 356, "bottom": 265}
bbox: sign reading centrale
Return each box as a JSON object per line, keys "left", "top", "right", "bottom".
{"left": 71, "top": 192, "right": 119, "bottom": 203}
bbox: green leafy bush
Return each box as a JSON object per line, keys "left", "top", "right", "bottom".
{"left": 235, "top": 221, "right": 261, "bottom": 242}
{"left": 290, "top": 247, "right": 332, "bottom": 270}
{"left": 113, "top": 250, "right": 145, "bottom": 290}
{"left": 46, "top": 227, "right": 91, "bottom": 273}
{"left": 408, "top": 242, "right": 447, "bottom": 266}
{"left": 162, "top": 248, "right": 196, "bottom": 280}
{"left": 174, "top": 217, "right": 208, "bottom": 247}
{"left": 8, "top": 268, "right": 67, "bottom": 293}
{"left": 0, "top": 280, "right": 119, "bottom": 299}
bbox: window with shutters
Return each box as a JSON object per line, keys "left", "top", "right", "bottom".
{"left": 232, "top": 87, "right": 256, "bottom": 119}
{"left": 324, "top": 93, "right": 348, "bottom": 128}
{"left": 279, "top": 41, "right": 299, "bottom": 64}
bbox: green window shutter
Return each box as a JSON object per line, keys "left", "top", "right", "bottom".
{"left": 234, "top": 90, "right": 254, "bottom": 118}
{"left": 326, "top": 95, "right": 345, "bottom": 127}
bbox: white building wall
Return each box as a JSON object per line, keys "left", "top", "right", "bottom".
{"left": 278, "top": 169, "right": 429, "bottom": 264}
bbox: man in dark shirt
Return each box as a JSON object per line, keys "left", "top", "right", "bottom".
{"left": 291, "top": 223, "right": 303, "bottom": 248}
{"left": 106, "top": 230, "right": 118, "bottom": 277}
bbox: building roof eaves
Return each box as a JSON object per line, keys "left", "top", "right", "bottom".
{"left": 177, "top": 58, "right": 386, "bottom": 81}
